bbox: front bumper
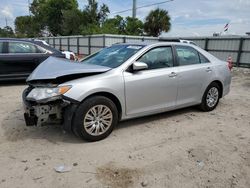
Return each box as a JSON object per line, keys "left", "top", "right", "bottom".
{"left": 22, "top": 87, "right": 74, "bottom": 127}
{"left": 23, "top": 102, "right": 63, "bottom": 126}
{"left": 24, "top": 110, "right": 37, "bottom": 126}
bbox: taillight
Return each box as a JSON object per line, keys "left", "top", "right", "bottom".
{"left": 227, "top": 56, "right": 233, "bottom": 71}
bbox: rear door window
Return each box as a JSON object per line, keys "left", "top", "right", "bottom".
{"left": 175, "top": 46, "right": 200, "bottom": 66}
{"left": 199, "top": 53, "right": 210, "bottom": 63}
{"left": 8, "top": 42, "right": 37, "bottom": 53}
{"left": 0, "top": 42, "right": 3, "bottom": 53}
{"left": 37, "top": 46, "right": 47, "bottom": 53}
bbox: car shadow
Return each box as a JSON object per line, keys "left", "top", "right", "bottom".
{"left": 0, "top": 80, "right": 27, "bottom": 86}
{"left": 1, "top": 105, "right": 201, "bottom": 144}
{"left": 1, "top": 109, "right": 84, "bottom": 144}
{"left": 117, "top": 107, "right": 201, "bottom": 129}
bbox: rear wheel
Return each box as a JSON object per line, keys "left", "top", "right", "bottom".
{"left": 72, "top": 96, "right": 118, "bottom": 141}
{"left": 199, "top": 82, "right": 221, "bottom": 111}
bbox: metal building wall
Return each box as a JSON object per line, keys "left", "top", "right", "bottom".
{"left": 186, "top": 37, "right": 250, "bottom": 67}
{"left": 42, "top": 35, "right": 250, "bottom": 67}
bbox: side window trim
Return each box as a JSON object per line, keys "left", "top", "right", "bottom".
{"left": 0, "top": 42, "right": 3, "bottom": 53}
{"left": 174, "top": 45, "right": 202, "bottom": 66}
{"left": 2, "top": 42, "right": 8, "bottom": 53}
{"left": 0, "top": 41, "right": 7, "bottom": 54}
{"left": 125, "top": 45, "right": 177, "bottom": 72}
{"left": 172, "top": 45, "right": 179, "bottom": 66}
{"left": 5, "top": 41, "right": 48, "bottom": 55}
{"left": 135, "top": 45, "right": 177, "bottom": 69}
{"left": 198, "top": 52, "right": 210, "bottom": 64}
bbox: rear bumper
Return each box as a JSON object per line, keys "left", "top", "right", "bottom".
{"left": 222, "top": 83, "right": 230, "bottom": 97}
{"left": 222, "top": 73, "right": 232, "bottom": 97}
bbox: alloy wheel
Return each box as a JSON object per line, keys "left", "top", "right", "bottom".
{"left": 83, "top": 105, "right": 113, "bottom": 136}
{"left": 206, "top": 87, "right": 219, "bottom": 108}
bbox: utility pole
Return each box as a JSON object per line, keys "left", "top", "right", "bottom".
{"left": 112, "top": 0, "right": 174, "bottom": 17}
{"left": 5, "top": 17, "right": 8, "bottom": 27}
{"left": 28, "top": 0, "right": 31, "bottom": 15}
{"left": 132, "top": 0, "right": 137, "bottom": 18}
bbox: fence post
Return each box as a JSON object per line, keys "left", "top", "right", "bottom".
{"left": 77, "top": 37, "right": 80, "bottom": 55}
{"left": 53, "top": 37, "right": 55, "bottom": 48}
{"left": 123, "top": 36, "right": 126, "bottom": 43}
{"left": 103, "top": 34, "right": 106, "bottom": 48}
{"left": 67, "top": 37, "right": 70, "bottom": 51}
{"left": 204, "top": 38, "right": 209, "bottom": 51}
{"left": 59, "top": 37, "right": 62, "bottom": 51}
{"left": 88, "top": 36, "right": 91, "bottom": 55}
{"left": 236, "top": 37, "right": 244, "bottom": 67}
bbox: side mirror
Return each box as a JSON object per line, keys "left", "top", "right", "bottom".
{"left": 132, "top": 62, "right": 148, "bottom": 71}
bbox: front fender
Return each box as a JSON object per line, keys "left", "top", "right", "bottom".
{"left": 62, "top": 73, "right": 126, "bottom": 118}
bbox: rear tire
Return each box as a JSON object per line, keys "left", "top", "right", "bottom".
{"left": 199, "top": 82, "right": 221, "bottom": 111}
{"left": 72, "top": 96, "right": 118, "bottom": 142}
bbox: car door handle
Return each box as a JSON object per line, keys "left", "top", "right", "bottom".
{"left": 169, "top": 72, "right": 177, "bottom": 77}
{"left": 206, "top": 67, "right": 212, "bottom": 72}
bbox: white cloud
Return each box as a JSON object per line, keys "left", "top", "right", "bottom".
{"left": 161, "top": 0, "right": 250, "bottom": 36}
{"left": 0, "top": 1, "right": 30, "bottom": 28}
{"left": 1, "top": 6, "right": 13, "bottom": 19}
{"left": 120, "top": 0, "right": 250, "bottom": 36}
{"left": 1, "top": 0, "right": 250, "bottom": 36}
{"left": 85, "top": 0, "right": 250, "bottom": 36}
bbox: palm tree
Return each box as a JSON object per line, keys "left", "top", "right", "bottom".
{"left": 144, "top": 8, "right": 171, "bottom": 37}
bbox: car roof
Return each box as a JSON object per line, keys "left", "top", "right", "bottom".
{"left": 113, "top": 41, "right": 195, "bottom": 47}
{"left": 0, "top": 38, "right": 62, "bottom": 54}
{"left": 0, "top": 38, "right": 48, "bottom": 45}
{"left": 114, "top": 41, "right": 218, "bottom": 60}
{"left": 0, "top": 38, "right": 34, "bottom": 42}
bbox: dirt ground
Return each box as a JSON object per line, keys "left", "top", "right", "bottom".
{"left": 0, "top": 68, "right": 249, "bottom": 188}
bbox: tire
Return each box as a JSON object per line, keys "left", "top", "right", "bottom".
{"left": 199, "top": 82, "right": 221, "bottom": 112}
{"left": 72, "top": 96, "right": 118, "bottom": 142}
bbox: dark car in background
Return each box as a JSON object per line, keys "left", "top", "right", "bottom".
{"left": 0, "top": 38, "right": 65, "bottom": 80}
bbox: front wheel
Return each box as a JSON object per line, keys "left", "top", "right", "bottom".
{"left": 199, "top": 82, "right": 221, "bottom": 111}
{"left": 72, "top": 96, "right": 118, "bottom": 142}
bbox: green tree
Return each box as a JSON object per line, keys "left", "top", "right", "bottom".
{"left": 80, "top": 0, "right": 110, "bottom": 35}
{"left": 29, "top": 0, "right": 48, "bottom": 34}
{"left": 62, "top": 9, "right": 84, "bottom": 35}
{"left": 14, "top": 0, "right": 168, "bottom": 37}
{"left": 15, "top": 16, "right": 41, "bottom": 37}
{"left": 0, "top": 26, "right": 15, "bottom": 37}
{"left": 87, "top": 15, "right": 144, "bottom": 36}
{"left": 98, "top": 4, "right": 110, "bottom": 25}
{"left": 101, "top": 15, "right": 125, "bottom": 34}
{"left": 125, "top": 17, "right": 143, "bottom": 35}
{"left": 84, "top": 0, "right": 109, "bottom": 25}
{"left": 81, "top": 23, "right": 101, "bottom": 35}
{"left": 144, "top": 8, "right": 171, "bottom": 37}
{"left": 30, "top": 0, "right": 78, "bottom": 36}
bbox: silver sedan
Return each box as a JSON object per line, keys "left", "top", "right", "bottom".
{"left": 23, "top": 42, "right": 232, "bottom": 141}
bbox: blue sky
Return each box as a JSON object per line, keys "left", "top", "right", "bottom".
{"left": 0, "top": 0, "right": 250, "bottom": 36}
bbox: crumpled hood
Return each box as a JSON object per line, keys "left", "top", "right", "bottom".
{"left": 27, "top": 56, "right": 111, "bottom": 82}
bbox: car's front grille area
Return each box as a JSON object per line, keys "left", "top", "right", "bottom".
{"left": 29, "top": 108, "right": 35, "bottom": 116}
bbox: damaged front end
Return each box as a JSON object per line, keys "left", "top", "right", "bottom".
{"left": 22, "top": 84, "right": 78, "bottom": 132}
{"left": 22, "top": 56, "right": 111, "bottom": 131}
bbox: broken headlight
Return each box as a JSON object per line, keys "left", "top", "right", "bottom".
{"left": 26, "top": 85, "right": 71, "bottom": 102}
